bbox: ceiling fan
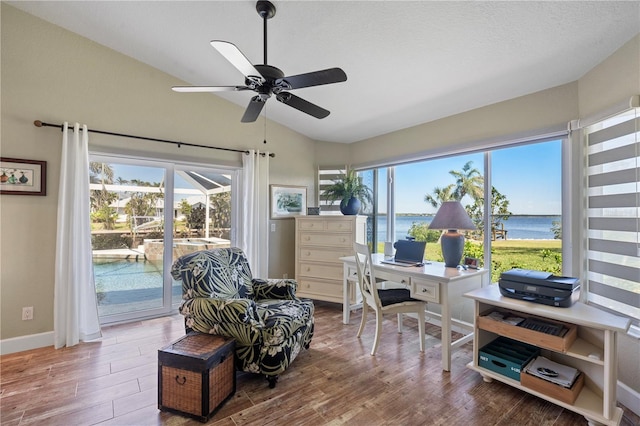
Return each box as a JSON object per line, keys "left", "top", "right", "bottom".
{"left": 172, "top": 0, "right": 347, "bottom": 123}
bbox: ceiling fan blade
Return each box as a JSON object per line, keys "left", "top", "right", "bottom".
{"left": 210, "top": 40, "right": 265, "bottom": 83}
{"left": 276, "top": 92, "right": 330, "bottom": 119}
{"left": 172, "top": 86, "right": 249, "bottom": 92}
{"left": 277, "top": 68, "right": 347, "bottom": 90}
{"left": 241, "top": 96, "right": 267, "bottom": 123}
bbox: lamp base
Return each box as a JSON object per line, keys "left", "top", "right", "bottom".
{"left": 440, "top": 230, "right": 465, "bottom": 268}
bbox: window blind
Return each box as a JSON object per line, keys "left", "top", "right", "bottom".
{"left": 317, "top": 165, "right": 346, "bottom": 214}
{"left": 584, "top": 108, "right": 640, "bottom": 321}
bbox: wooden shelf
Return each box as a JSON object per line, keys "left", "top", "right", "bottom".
{"left": 465, "top": 285, "right": 631, "bottom": 426}
{"left": 467, "top": 363, "right": 624, "bottom": 426}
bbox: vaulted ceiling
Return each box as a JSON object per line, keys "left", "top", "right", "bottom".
{"left": 9, "top": 1, "right": 640, "bottom": 143}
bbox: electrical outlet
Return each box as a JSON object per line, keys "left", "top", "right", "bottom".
{"left": 22, "top": 306, "right": 34, "bottom": 321}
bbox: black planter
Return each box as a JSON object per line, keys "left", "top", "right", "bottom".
{"left": 340, "top": 197, "right": 361, "bottom": 215}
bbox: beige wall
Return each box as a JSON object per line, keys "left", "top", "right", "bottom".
{"left": 342, "top": 82, "right": 578, "bottom": 168}
{"left": 578, "top": 35, "right": 640, "bottom": 119}
{"left": 1, "top": 3, "right": 638, "bottom": 399}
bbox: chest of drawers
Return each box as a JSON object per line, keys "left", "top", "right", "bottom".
{"left": 294, "top": 215, "right": 366, "bottom": 303}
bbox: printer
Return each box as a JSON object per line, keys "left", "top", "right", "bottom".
{"left": 499, "top": 269, "right": 580, "bottom": 308}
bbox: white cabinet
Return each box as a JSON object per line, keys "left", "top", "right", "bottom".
{"left": 465, "top": 285, "right": 630, "bottom": 426}
{"left": 295, "top": 215, "right": 366, "bottom": 303}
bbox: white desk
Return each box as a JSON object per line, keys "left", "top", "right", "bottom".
{"left": 341, "top": 253, "right": 490, "bottom": 371}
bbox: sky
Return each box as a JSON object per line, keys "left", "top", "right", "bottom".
{"left": 385, "top": 140, "right": 562, "bottom": 215}
{"left": 96, "top": 139, "right": 562, "bottom": 216}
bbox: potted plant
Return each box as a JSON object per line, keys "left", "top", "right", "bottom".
{"left": 322, "top": 169, "right": 373, "bottom": 215}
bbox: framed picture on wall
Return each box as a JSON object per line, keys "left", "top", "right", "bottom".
{"left": 0, "top": 157, "right": 47, "bottom": 196}
{"left": 270, "top": 185, "right": 307, "bottom": 219}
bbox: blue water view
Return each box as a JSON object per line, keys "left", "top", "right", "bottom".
{"left": 376, "top": 215, "right": 561, "bottom": 241}
{"left": 93, "top": 259, "right": 181, "bottom": 316}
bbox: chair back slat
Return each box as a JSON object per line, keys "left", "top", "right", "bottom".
{"left": 353, "top": 242, "right": 382, "bottom": 308}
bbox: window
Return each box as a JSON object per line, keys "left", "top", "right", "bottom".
{"left": 354, "top": 139, "right": 564, "bottom": 283}
{"left": 491, "top": 141, "right": 563, "bottom": 276}
{"left": 583, "top": 107, "right": 640, "bottom": 322}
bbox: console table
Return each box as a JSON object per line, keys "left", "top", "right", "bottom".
{"left": 465, "top": 285, "right": 631, "bottom": 426}
{"left": 341, "top": 253, "right": 490, "bottom": 371}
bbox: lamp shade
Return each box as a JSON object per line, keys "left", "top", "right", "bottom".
{"left": 428, "top": 201, "right": 475, "bottom": 231}
{"left": 429, "top": 201, "right": 476, "bottom": 268}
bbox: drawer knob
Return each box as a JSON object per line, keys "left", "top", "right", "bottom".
{"left": 422, "top": 288, "right": 429, "bottom": 293}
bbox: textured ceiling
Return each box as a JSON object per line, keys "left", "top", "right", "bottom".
{"left": 9, "top": 1, "right": 640, "bottom": 143}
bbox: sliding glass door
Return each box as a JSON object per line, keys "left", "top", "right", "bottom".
{"left": 89, "top": 155, "right": 237, "bottom": 324}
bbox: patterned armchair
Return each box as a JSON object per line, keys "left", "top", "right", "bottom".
{"left": 171, "top": 247, "right": 314, "bottom": 388}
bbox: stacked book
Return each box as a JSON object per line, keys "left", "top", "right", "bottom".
{"left": 524, "top": 356, "right": 580, "bottom": 389}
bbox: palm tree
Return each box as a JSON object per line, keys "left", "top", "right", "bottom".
{"left": 88, "top": 162, "right": 116, "bottom": 228}
{"left": 450, "top": 160, "right": 484, "bottom": 201}
{"left": 89, "top": 162, "right": 114, "bottom": 185}
{"left": 424, "top": 184, "right": 456, "bottom": 208}
{"left": 210, "top": 192, "right": 231, "bottom": 237}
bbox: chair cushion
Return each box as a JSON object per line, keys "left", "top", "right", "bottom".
{"left": 377, "top": 288, "right": 421, "bottom": 306}
{"left": 256, "top": 298, "right": 315, "bottom": 345}
{"left": 171, "top": 248, "right": 253, "bottom": 299}
{"left": 252, "top": 278, "right": 297, "bottom": 300}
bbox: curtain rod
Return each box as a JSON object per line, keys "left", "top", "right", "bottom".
{"left": 33, "top": 120, "right": 275, "bottom": 157}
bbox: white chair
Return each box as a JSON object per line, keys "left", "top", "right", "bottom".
{"left": 353, "top": 242, "right": 426, "bottom": 356}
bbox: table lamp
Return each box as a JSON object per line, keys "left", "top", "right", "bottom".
{"left": 428, "top": 201, "right": 476, "bottom": 267}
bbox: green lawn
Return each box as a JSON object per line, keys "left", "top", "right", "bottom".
{"left": 378, "top": 239, "right": 562, "bottom": 283}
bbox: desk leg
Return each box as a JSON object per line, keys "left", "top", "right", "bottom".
{"left": 441, "top": 282, "right": 451, "bottom": 372}
{"left": 343, "top": 263, "right": 351, "bottom": 325}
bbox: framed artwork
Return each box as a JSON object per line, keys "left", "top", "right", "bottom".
{"left": 270, "top": 185, "right": 307, "bottom": 219}
{"left": 0, "top": 157, "right": 47, "bottom": 196}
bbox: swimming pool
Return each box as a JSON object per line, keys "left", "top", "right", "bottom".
{"left": 92, "top": 237, "right": 229, "bottom": 317}
{"left": 93, "top": 258, "right": 181, "bottom": 317}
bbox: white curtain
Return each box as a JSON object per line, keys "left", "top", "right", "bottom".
{"left": 240, "top": 150, "right": 270, "bottom": 277}
{"left": 54, "top": 122, "right": 102, "bottom": 349}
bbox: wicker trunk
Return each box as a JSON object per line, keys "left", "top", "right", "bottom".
{"left": 158, "top": 333, "right": 236, "bottom": 422}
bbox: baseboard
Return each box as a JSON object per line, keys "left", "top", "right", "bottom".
{"left": 0, "top": 331, "right": 54, "bottom": 355}
{"left": 618, "top": 381, "right": 640, "bottom": 418}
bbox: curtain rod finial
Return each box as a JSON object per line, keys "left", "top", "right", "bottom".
{"left": 34, "top": 120, "right": 43, "bottom": 127}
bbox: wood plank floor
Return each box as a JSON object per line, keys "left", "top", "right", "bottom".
{"left": 1, "top": 301, "right": 638, "bottom": 425}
